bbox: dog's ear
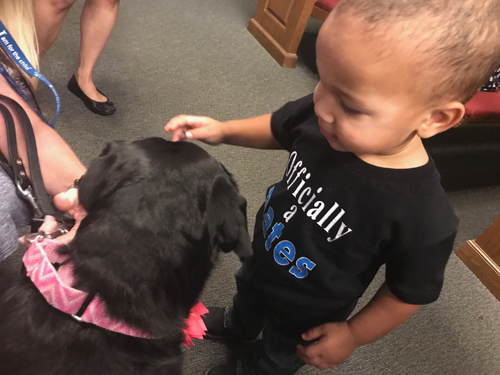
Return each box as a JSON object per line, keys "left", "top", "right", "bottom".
{"left": 206, "top": 175, "right": 253, "bottom": 261}
{"left": 78, "top": 141, "right": 145, "bottom": 212}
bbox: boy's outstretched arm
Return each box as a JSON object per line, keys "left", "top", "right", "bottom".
{"left": 164, "top": 114, "right": 282, "bottom": 149}
{"left": 297, "top": 282, "right": 420, "bottom": 370}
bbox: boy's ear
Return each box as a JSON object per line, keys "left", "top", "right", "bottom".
{"left": 418, "top": 101, "right": 465, "bottom": 139}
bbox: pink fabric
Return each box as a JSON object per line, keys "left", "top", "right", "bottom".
{"left": 315, "top": 0, "right": 339, "bottom": 12}
{"left": 464, "top": 91, "right": 500, "bottom": 121}
{"left": 23, "top": 238, "right": 207, "bottom": 346}
{"left": 183, "top": 302, "right": 209, "bottom": 347}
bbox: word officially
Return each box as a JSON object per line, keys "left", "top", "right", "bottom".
{"left": 284, "top": 152, "right": 352, "bottom": 242}
{"left": 261, "top": 152, "right": 353, "bottom": 279}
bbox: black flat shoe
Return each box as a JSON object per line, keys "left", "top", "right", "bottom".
{"left": 67, "top": 74, "right": 116, "bottom": 116}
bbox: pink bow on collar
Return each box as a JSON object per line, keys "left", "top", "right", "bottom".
{"left": 23, "top": 237, "right": 207, "bottom": 347}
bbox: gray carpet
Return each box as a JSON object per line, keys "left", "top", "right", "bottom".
{"left": 27, "top": 0, "right": 500, "bottom": 373}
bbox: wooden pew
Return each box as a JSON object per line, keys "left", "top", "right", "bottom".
{"left": 456, "top": 216, "right": 500, "bottom": 301}
{"left": 248, "top": 0, "right": 338, "bottom": 68}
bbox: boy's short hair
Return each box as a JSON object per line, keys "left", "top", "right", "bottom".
{"left": 333, "top": 0, "right": 500, "bottom": 103}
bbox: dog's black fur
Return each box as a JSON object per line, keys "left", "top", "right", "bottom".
{"left": 0, "top": 138, "right": 252, "bottom": 375}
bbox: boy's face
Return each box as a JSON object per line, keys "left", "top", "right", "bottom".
{"left": 313, "top": 14, "right": 432, "bottom": 160}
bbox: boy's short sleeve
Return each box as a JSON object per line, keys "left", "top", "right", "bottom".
{"left": 385, "top": 232, "right": 457, "bottom": 305}
{"left": 271, "top": 94, "right": 315, "bottom": 151}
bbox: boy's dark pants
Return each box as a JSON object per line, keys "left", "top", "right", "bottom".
{"left": 225, "top": 265, "right": 307, "bottom": 375}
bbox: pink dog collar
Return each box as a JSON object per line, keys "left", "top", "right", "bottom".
{"left": 23, "top": 237, "right": 208, "bottom": 347}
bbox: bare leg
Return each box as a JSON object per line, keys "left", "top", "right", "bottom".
{"left": 76, "top": 0, "right": 120, "bottom": 102}
{"left": 34, "top": 0, "right": 79, "bottom": 59}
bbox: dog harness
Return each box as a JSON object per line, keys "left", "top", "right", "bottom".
{"left": 23, "top": 237, "right": 208, "bottom": 347}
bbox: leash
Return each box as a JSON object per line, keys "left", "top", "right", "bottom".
{"left": 0, "top": 94, "right": 71, "bottom": 232}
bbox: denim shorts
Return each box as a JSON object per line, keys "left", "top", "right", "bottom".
{"left": 0, "top": 169, "right": 29, "bottom": 261}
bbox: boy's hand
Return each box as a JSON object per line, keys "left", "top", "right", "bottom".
{"left": 164, "top": 115, "right": 227, "bottom": 144}
{"left": 297, "top": 322, "right": 359, "bottom": 370}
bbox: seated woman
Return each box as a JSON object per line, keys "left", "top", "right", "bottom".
{"left": 0, "top": 0, "right": 85, "bottom": 261}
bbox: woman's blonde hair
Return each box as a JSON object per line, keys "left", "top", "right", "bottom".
{"left": 0, "top": 0, "right": 39, "bottom": 77}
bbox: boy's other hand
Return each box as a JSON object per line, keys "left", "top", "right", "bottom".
{"left": 164, "top": 115, "right": 227, "bottom": 145}
{"left": 297, "top": 322, "right": 359, "bottom": 370}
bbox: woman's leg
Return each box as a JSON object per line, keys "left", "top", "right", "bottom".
{"left": 34, "top": 0, "right": 79, "bottom": 59}
{"left": 76, "top": 0, "right": 120, "bottom": 102}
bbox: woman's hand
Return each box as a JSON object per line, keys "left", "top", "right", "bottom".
{"left": 52, "top": 188, "right": 87, "bottom": 244}
{"left": 19, "top": 188, "right": 87, "bottom": 245}
{"left": 164, "top": 115, "right": 227, "bottom": 144}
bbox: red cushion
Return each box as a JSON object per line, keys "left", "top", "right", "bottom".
{"left": 316, "top": 0, "right": 340, "bottom": 12}
{"left": 464, "top": 91, "right": 500, "bottom": 121}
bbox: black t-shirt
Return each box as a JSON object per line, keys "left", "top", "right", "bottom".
{"left": 245, "top": 94, "right": 459, "bottom": 338}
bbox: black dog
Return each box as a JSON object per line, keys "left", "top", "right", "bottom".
{"left": 0, "top": 138, "right": 252, "bottom": 375}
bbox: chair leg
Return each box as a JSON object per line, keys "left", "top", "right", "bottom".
{"left": 248, "top": 0, "right": 317, "bottom": 68}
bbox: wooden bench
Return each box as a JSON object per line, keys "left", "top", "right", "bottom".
{"left": 456, "top": 216, "right": 500, "bottom": 302}
{"left": 248, "top": 0, "right": 338, "bottom": 68}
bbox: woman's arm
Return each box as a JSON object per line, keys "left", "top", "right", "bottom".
{"left": 0, "top": 75, "right": 86, "bottom": 196}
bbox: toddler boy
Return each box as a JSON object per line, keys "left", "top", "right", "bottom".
{"left": 165, "top": 0, "right": 500, "bottom": 374}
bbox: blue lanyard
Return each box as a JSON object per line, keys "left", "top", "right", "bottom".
{"left": 0, "top": 22, "right": 60, "bottom": 128}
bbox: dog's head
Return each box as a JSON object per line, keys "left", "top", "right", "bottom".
{"left": 68, "top": 138, "right": 252, "bottom": 338}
